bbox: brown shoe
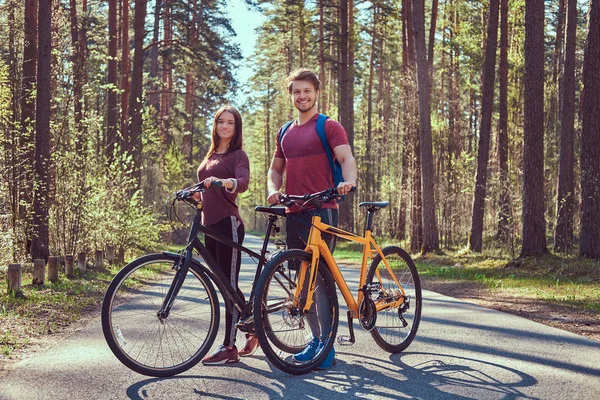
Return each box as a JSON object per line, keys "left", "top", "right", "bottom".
{"left": 238, "top": 334, "right": 260, "bottom": 357}
{"left": 201, "top": 345, "right": 239, "bottom": 365}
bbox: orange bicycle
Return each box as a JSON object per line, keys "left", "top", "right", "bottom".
{"left": 252, "top": 188, "right": 422, "bottom": 374}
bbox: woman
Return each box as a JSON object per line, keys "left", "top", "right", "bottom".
{"left": 197, "top": 105, "right": 257, "bottom": 365}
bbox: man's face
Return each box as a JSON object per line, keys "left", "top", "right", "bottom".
{"left": 290, "top": 80, "right": 318, "bottom": 113}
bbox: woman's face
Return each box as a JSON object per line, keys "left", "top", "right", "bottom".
{"left": 216, "top": 111, "right": 236, "bottom": 142}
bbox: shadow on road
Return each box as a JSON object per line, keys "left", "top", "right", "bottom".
{"left": 124, "top": 351, "right": 538, "bottom": 399}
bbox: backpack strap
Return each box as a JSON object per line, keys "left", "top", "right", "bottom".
{"left": 278, "top": 120, "right": 295, "bottom": 143}
{"left": 314, "top": 114, "right": 336, "bottom": 177}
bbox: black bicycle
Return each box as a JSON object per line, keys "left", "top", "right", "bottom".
{"left": 101, "top": 181, "right": 293, "bottom": 377}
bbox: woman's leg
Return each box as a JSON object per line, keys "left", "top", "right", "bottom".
{"left": 211, "top": 216, "right": 244, "bottom": 347}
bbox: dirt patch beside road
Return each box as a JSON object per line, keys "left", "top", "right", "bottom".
{"left": 422, "top": 277, "right": 600, "bottom": 342}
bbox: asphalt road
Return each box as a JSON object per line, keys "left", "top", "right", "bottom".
{"left": 1, "top": 234, "right": 599, "bottom": 400}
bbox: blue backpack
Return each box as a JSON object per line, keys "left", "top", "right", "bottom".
{"left": 279, "top": 113, "right": 345, "bottom": 202}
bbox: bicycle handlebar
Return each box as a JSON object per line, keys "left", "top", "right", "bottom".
{"left": 278, "top": 186, "right": 357, "bottom": 208}
{"left": 175, "top": 180, "right": 223, "bottom": 201}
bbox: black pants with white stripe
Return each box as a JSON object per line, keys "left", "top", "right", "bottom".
{"left": 205, "top": 216, "right": 245, "bottom": 347}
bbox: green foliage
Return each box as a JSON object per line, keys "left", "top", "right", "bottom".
{"left": 83, "top": 154, "right": 159, "bottom": 256}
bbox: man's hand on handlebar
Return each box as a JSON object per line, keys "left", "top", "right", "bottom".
{"left": 336, "top": 182, "right": 356, "bottom": 195}
{"left": 267, "top": 191, "right": 282, "bottom": 205}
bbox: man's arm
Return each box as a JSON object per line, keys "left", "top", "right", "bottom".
{"left": 333, "top": 144, "right": 357, "bottom": 195}
{"left": 267, "top": 157, "right": 286, "bottom": 204}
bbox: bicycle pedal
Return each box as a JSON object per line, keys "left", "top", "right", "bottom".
{"left": 235, "top": 315, "right": 254, "bottom": 332}
{"left": 337, "top": 335, "right": 355, "bottom": 346}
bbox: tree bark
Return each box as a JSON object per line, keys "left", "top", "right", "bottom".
{"left": 69, "top": 0, "right": 85, "bottom": 153}
{"left": 338, "top": 0, "right": 355, "bottom": 231}
{"left": 412, "top": 0, "right": 439, "bottom": 253}
{"left": 497, "top": 0, "right": 511, "bottom": 244}
{"left": 318, "top": 0, "right": 327, "bottom": 115}
{"left": 521, "top": 0, "right": 547, "bottom": 257}
{"left": 31, "top": 0, "right": 52, "bottom": 262}
{"left": 149, "top": 0, "right": 162, "bottom": 111}
{"left": 19, "top": 0, "right": 38, "bottom": 256}
{"left": 469, "top": 0, "right": 499, "bottom": 252}
{"left": 428, "top": 0, "right": 438, "bottom": 69}
{"left": 554, "top": 0, "right": 577, "bottom": 253}
{"left": 160, "top": 0, "right": 173, "bottom": 148}
{"left": 183, "top": 0, "right": 198, "bottom": 163}
{"left": 366, "top": 4, "right": 377, "bottom": 198}
{"left": 107, "top": 0, "right": 119, "bottom": 163}
{"left": 548, "top": 0, "right": 566, "bottom": 138}
{"left": 121, "top": 0, "right": 130, "bottom": 141}
{"left": 126, "top": 0, "right": 147, "bottom": 186}
{"left": 579, "top": 0, "right": 600, "bottom": 258}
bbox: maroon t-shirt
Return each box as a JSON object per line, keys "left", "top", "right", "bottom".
{"left": 274, "top": 113, "right": 349, "bottom": 213}
{"left": 197, "top": 149, "right": 250, "bottom": 226}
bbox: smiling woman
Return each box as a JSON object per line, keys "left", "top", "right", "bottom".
{"left": 195, "top": 105, "right": 253, "bottom": 365}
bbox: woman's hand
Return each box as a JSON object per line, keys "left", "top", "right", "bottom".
{"left": 203, "top": 177, "right": 233, "bottom": 190}
{"left": 203, "top": 176, "right": 221, "bottom": 188}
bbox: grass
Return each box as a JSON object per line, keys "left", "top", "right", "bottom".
{"left": 0, "top": 266, "right": 120, "bottom": 360}
{"left": 334, "top": 240, "right": 600, "bottom": 313}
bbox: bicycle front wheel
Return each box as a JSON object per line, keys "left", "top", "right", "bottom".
{"left": 366, "top": 246, "right": 422, "bottom": 353}
{"left": 253, "top": 249, "right": 339, "bottom": 375}
{"left": 101, "top": 253, "right": 220, "bottom": 377}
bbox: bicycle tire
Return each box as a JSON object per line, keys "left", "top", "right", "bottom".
{"left": 102, "top": 253, "right": 220, "bottom": 377}
{"left": 253, "top": 249, "right": 339, "bottom": 375}
{"left": 366, "top": 246, "right": 422, "bottom": 353}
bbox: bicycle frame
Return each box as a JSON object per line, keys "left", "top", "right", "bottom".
{"left": 161, "top": 208, "right": 281, "bottom": 325}
{"left": 296, "top": 214, "right": 406, "bottom": 318}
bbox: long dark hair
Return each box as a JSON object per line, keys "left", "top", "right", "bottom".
{"left": 204, "top": 105, "right": 243, "bottom": 159}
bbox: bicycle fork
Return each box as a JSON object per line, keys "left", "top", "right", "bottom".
{"left": 158, "top": 251, "right": 190, "bottom": 321}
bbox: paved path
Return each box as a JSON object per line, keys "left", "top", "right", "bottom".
{"left": 1, "top": 235, "right": 599, "bottom": 399}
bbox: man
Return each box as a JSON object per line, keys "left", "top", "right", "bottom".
{"left": 267, "top": 68, "right": 357, "bottom": 369}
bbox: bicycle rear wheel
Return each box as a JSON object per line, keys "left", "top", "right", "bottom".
{"left": 366, "top": 246, "right": 422, "bottom": 353}
{"left": 101, "top": 253, "right": 220, "bottom": 377}
{"left": 253, "top": 249, "right": 339, "bottom": 375}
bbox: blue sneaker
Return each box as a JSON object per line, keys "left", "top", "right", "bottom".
{"left": 316, "top": 344, "right": 336, "bottom": 370}
{"left": 292, "top": 337, "right": 319, "bottom": 362}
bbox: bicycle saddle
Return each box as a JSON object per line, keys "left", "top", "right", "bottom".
{"left": 255, "top": 206, "right": 287, "bottom": 217}
{"left": 358, "top": 201, "right": 389, "bottom": 210}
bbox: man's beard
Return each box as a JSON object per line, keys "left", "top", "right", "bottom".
{"left": 295, "top": 99, "right": 316, "bottom": 113}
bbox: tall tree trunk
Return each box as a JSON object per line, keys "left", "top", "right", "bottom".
{"left": 468, "top": 0, "right": 499, "bottom": 252}
{"left": 19, "top": 0, "right": 38, "bottom": 256}
{"left": 554, "top": 0, "right": 577, "bottom": 253}
{"left": 121, "top": 0, "right": 130, "bottom": 140}
{"left": 31, "top": 0, "right": 52, "bottom": 262}
{"left": 548, "top": 0, "right": 566, "bottom": 138}
{"left": 160, "top": 0, "right": 173, "bottom": 148}
{"left": 183, "top": 0, "right": 198, "bottom": 163}
{"left": 298, "top": 2, "right": 306, "bottom": 65}
{"left": 338, "top": 0, "right": 355, "bottom": 231}
{"left": 107, "top": 0, "right": 119, "bottom": 163}
{"left": 521, "top": 0, "right": 547, "bottom": 257}
{"left": 579, "top": 0, "right": 600, "bottom": 258}
{"left": 8, "top": 1, "right": 18, "bottom": 261}
{"left": 412, "top": 0, "right": 439, "bottom": 253}
{"left": 497, "top": 0, "right": 511, "bottom": 244}
{"left": 428, "top": 0, "right": 438, "bottom": 69}
{"left": 149, "top": 0, "right": 162, "bottom": 111}
{"left": 69, "top": 0, "right": 85, "bottom": 152}
{"left": 366, "top": 4, "right": 377, "bottom": 198}
{"left": 127, "top": 0, "right": 147, "bottom": 186}
{"left": 397, "top": 0, "right": 410, "bottom": 241}
{"left": 318, "top": 0, "right": 327, "bottom": 115}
